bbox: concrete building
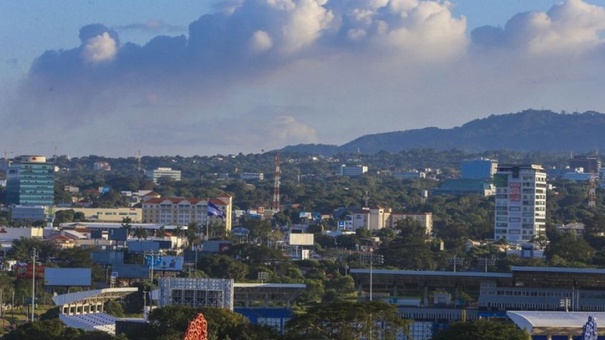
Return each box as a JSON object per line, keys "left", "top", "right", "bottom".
{"left": 461, "top": 158, "right": 498, "bottom": 180}
{"left": 240, "top": 172, "right": 264, "bottom": 181}
{"left": 392, "top": 170, "right": 426, "bottom": 180}
{"left": 569, "top": 155, "right": 601, "bottom": 174}
{"left": 10, "top": 205, "right": 53, "bottom": 223}
{"left": 146, "top": 167, "right": 182, "bottom": 184}
{"left": 562, "top": 168, "right": 593, "bottom": 181}
{"left": 54, "top": 207, "right": 142, "bottom": 223}
{"left": 343, "top": 208, "right": 432, "bottom": 234}
{"left": 93, "top": 162, "right": 111, "bottom": 171}
{"left": 388, "top": 212, "right": 433, "bottom": 235}
{"left": 432, "top": 179, "right": 495, "bottom": 197}
{"left": 6, "top": 155, "right": 54, "bottom": 206}
{"left": 340, "top": 165, "right": 368, "bottom": 176}
{"left": 142, "top": 194, "right": 232, "bottom": 234}
{"left": 494, "top": 164, "right": 547, "bottom": 243}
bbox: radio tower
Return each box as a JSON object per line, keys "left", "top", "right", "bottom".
{"left": 135, "top": 150, "right": 143, "bottom": 175}
{"left": 272, "top": 153, "right": 281, "bottom": 212}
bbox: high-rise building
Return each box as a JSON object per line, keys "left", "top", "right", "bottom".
{"left": 6, "top": 155, "right": 55, "bottom": 206}
{"left": 493, "top": 164, "right": 547, "bottom": 243}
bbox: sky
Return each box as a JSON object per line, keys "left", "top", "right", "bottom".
{"left": 1, "top": 0, "right": 605, "bottom": 157}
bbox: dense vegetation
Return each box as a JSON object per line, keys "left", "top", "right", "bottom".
{"left": 1, "top": 148, "right": 604, "bottom": 338}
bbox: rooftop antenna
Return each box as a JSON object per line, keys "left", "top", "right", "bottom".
{"left": 136, "top": 150, "right": 142, "bottom": 175}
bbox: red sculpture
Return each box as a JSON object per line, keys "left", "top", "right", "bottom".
{"left": 183, "top": 313, "right": 208, "bottom": 340}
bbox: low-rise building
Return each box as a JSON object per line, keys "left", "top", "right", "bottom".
{"left": 432, "top": 179, "right": 495, "bottom": 197}
{"left": 147, "top": 167, "right": 182, "bottom": 184}
{"left": 54, "top": 207, "right": 142, "bottom": 223}
{"left": 240, "top": 172, "right": 264, "bottom": 181}
{"left": 142, "top": 194, "right": 232, "bottom": 234}
{"left": 340, "top": 165, "right": 368, "bottom": 176}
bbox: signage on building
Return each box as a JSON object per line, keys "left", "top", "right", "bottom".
{"left": 509, "top": 182, "right": 521, "bottom": 202}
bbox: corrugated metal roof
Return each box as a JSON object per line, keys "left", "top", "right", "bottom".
{"left": 52, "top": 287, "right": 138, "bottom": 306}
{"left": 507, "top": 311, "right": 605, "bottom": 333}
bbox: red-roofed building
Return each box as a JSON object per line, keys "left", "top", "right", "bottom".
{"left": 142, "top": 195, "right": 232, "bottom": 234}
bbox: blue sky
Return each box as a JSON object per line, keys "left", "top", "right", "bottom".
{"left": 1, "top": 0, "right": 605, "bottom": 157}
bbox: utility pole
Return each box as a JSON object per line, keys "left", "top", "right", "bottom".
{"left": 360, "top": 251, "right": 384, "bottom": 301}
{"left": 448, "top": 256, "right": 464, "bottom": 272}
{"left": 31, "top": 248, "right": 37, "bottom": 322}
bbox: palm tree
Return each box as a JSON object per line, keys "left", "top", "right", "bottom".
{"left": 133, "top": 227, "right": 148, "bottom": 240}
{"left": 121, "top": 217, "right": 132, "bottom": 235}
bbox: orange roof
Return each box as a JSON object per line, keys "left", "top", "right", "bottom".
{"left": 144, "top": 197, "right": 213, "bottom": 205}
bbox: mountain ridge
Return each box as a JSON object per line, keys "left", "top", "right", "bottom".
{"left": 281, "top": 109, "right": 605, "bottom": 155}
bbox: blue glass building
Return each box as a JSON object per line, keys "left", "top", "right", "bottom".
{"left": 6, "top": 155, "right": 55, "bottom": 206}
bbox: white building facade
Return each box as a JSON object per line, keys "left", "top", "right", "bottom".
{"left": 494, "top": 164, "right": 547, "bottom": 243}
{"left": 147, "top": 167, "right": 182, "bottom": 184}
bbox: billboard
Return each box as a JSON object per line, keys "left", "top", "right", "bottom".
{"left": 127, "top": 240, "right": 160, "bottom": 253}
{"left": 14, "top": 263, "right": 44, "bottom": 279}
{"left": 232, "top": 227, "right": 250, "bottom": 237}
{"left": 146, "top": 255, "right": 184, "bottom": 271}
{"left": 44, "top": 268, "right": 91, "bottom": 286}
{"left": 112, "top": 264, "right": 149, "bottom": 279}
{"left": 289, "top": 233, "right": 314, "bottom": 246}
{"left": 91, "top": 250, "right": 124, "bottom": 265}
{"left": 108, "top": 228, "right": 128, "bottom": 241}
{"left": 90, "top": 230, "right": 103, "bottom": 239}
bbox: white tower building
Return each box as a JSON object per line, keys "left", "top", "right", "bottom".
{"left": 494, "top": 164, "right": 547, "bottom": 243}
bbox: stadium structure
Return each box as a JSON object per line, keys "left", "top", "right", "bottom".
{"left": 350, "top": 266, "right": 605, "bottom": 339}
{"left": 52, "top": 287, "right": 138, "bottom": 335}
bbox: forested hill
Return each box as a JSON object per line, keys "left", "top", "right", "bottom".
{"left": 281, "top": 110, "right": 605, "bottom": 155}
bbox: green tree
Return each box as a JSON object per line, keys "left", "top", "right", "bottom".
{"left": 544, "top": 231, "right": 594, "bottom": 265}
{"left": 430, "top": 319, "right": 530, "bottom": 340}
{"left": 378, "top": 220, "right": 435, "bottom": 270}
{"left": 121, "top": 217, "right": 133, "bottom": 234}
{"left": 104, "top": 300, "right": 125, "bottom": 317}
{"left": 143, "top": 305, "right": 280, "bottom": 340}
{"left": 56, "top": 247, "right": 93, "bottom": 267}
{"left": 8, "top": 237, "right": 57, "bottom": 262}
{"left": 132, "top": 227, "right": 148, "bottom": 240}
{"left": 54, "top": 209, "right": 75, "bottom": 225}
{"left": 198, "top": 254, "right": 249, "bottom": 281}
{"left": 285, "top": 300, "right": 409, "bottom": 340}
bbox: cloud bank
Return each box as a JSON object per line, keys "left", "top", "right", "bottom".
{"left": 4, "top": 0, "right": 605, "bottom": 156}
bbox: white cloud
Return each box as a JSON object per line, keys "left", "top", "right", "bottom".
{"left": 280, "top": 0, "right": 334, "bottom": 53}
{"left": 249, "top": 30, "right": 273, "bottom": 54}
{"left": 4, "top": 0, "right": 605, "bottom": 157}
{"left": 474, "top": 0, "right": 605, "bottom": 56}
{"left": 82, "top": 32, "right": 117, "bottom": 63}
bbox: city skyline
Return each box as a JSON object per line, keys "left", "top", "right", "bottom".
{"left": 2, "top": 0, "right": 605, "bottom": 157}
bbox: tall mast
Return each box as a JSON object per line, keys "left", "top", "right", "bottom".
{"left": 272, "top": 153, "right": 281, "bottom": 212}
